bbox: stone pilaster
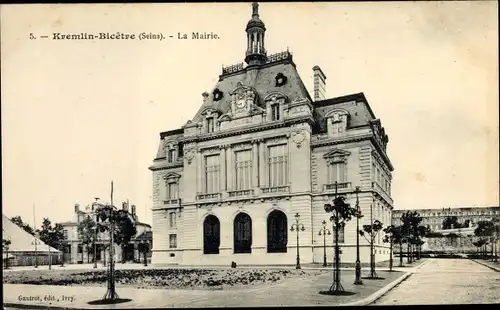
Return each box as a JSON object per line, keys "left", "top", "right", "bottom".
{"left": 220, "top": 145, "right": 227, "bottom": 191}
{"left": 252, "top": 139, "right": 259, "bottom": 188}
{"left": 259, "top": 140, "right": 266, "bottom": 187}
{"left": 226, "top": 146, "right": 233, "bottom": 191}
{"left": 196, "top": 152, "right": 202, "bottom": 193}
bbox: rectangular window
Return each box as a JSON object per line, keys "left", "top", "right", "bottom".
{"left": 167, "top": 149, "right": 175, "bottom": 163}
{"left": 169, "top": 212, "right": 177, "bottom": 229}
{"left": 268, "top": 144, "right": 288, "bottom": 187}
{"left": 327, "top": 161, "right": 347, "bottom": 184}
{"left": 235, "top": 150, "right": 252, "bottom": 190}
{"left": 169, "top": 234, "right": 177, "bottom": 249}
{"left": 207, "top": 118, "right": 214, "bottom": 133}
{"left": 205, "top": 154, "right": 220, "bottom": 193}
{"left": 271, "top": 104, "right": 280, "bottom": 121}
{"left": 166, "top": 182, "right": 178, "bottom": 200}
{"left": 77, "top": 244, "right": 83, "bottom": 253}
{"left": 63, "top": 230, "right": 68, "bottom": 239}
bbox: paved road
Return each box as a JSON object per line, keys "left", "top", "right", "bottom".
{"left": 373, "top": 259, "right": 500, "bottom": 305}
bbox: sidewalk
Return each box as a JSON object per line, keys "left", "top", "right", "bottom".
{"left": 3, "top": 268, "right": 418, "bottom": 308}
{"left": 472, "top": 259, "right": 500, "bottom": 272}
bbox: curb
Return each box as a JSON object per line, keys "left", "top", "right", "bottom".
{"left": 339, "top": 271, "right": 413, "bottom": 307}
{"left": 472, "top": 259, "right": 500, "bottom": 272}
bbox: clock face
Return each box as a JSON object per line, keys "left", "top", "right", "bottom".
{"left": 236, "top": 99, "right": 246, "bottom": 109}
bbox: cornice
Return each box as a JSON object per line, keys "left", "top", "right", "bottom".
{"left": 370, "top": 136, "right": 394, "bottom": 171}
{"left": 148, "top": 161, "right": 183, "bottom": 171}
{"left": 180, "top": 115, "right": 314, "bottom": 144}
{"left": 311, "top": 133, "right": 372, "bottom": 148}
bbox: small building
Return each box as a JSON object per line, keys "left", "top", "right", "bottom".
{"left": 2, "top": 214, "right": 61, "bottom": 267}
{"left": 57, "top": 201, "right": 152, "bottom": 264}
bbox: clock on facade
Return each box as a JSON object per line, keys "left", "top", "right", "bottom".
{"left": 236, "top": 98, "right": 247, "bottom": 109}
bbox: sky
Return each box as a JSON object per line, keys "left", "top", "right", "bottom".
{"left": 1, "top": 2, "right": 498, "bottom": 228}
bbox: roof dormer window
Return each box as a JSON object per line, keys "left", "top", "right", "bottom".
{"left": 325, "top": 109, "right": 349, "bottom": 137}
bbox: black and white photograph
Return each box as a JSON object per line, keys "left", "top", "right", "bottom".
{"left": 1, "top": 1, "right": 499, "bottom": 308}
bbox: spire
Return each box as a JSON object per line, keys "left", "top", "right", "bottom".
{"left": 245, "top": 2, "right": 267, "bottom": 65}
{"left": 252, "top": 2, "right": 259, "bottom": 17}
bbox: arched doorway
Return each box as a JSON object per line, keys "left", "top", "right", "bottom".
{"left": 267, "top": 210, "right": 288, "bottom": 253}
{"left": 234, "top": 213, "right": 252, "bottom": 253}
{"left": 203, "top": 215, "right": 220, "bottom": 254}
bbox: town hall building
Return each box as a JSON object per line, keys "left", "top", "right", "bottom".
{"left": 149, "top": 3, "right": 394, "bottom": 266}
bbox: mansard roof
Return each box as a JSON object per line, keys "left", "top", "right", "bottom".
{"left": 312, "top": 92, "right": 378, "bottom": 134}
{"left": 191, "top": 52, "right": 312, "bottom": 123}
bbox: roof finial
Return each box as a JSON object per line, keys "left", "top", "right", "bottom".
{"left": 252, "top": 2, "right": 259, "bottom": 17}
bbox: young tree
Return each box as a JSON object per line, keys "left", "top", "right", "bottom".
{"left": 400, "top": 211, "right": 415, "bottom": 263}
{"left": 382, "top": 225, "right": 396, "bottom": 271}
{"left": 321, "top": 193, "right": 358, "bottom": 295}
{"left": 442, "top": 216, "right": 462, "bottom": 230}
{"left": 94, "top": 202, "right": 137, "bottom": 302}
{"left": 475, "top": 221, "right": 494, "bottom": 259}
{"left": 360, "top": 219, "right": 384, "bottom": 278}
{"left": 78, "top": 216, "right": 97, "bottom": 263}
{"left": 415, "top": 225, "right": 431, "bottom": 259}
{"left": 3, "top": 238, "right": 11, "bottom": 269}
{"left": 10, "top": 216, "right": 35, "bottom": 235}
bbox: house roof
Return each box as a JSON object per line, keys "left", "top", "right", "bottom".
{"left": 2, "top": 214, "right": 61, "bottom": 253}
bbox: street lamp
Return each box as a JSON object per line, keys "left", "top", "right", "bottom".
{"left": 31, "top": 233, "right": 40, "bottom": 268}
{"left": 354, "top": 186, "right": 363, "bottom": 285}
{"left": 318, "top": 220, "right": 331, "bottom": 267}
{"left": 290, "top": 213, "right": 305, "bottom": 269}
{"left": 92, "top": 227, "right": 98, "bottom": 269}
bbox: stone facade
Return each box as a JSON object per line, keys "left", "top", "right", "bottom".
{"left": 149, "top": 3, "right": 395, "bottom": 266}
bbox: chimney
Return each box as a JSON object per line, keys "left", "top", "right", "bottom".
{"left": 202, "top": 92, "right": 209, "bottom": 104}
{"left": 122, "top": 201, "right": 129, "bottom": 211}
{"left": 74, "top": 203, "right": 80, "bottom": 213}
{"left": 312, "top": 65, "right": 327, "bottom": 101}
{"left": 131, "top": 205, "right": 136, "bottom": 215}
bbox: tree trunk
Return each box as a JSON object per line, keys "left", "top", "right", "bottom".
{"left": 389, "top": 241, "right": 393, "bottom": 271}
{"left": 399, "top": 243, "right": 403, "bottom": 267}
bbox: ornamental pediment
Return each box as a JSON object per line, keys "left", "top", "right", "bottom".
{"left": 264, "top": 92, "right": 288, "bottom": 105}
{"left": 325, "top": 108, "right": 349, "bottom": 123}
{"left": 162, "top": 172, "right": 181, "bottom": 183}
{"left": 323, "top": 149, "right": 351, "bottom": 162}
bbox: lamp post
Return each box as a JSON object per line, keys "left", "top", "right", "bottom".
{"left": 354, "top": 186, "right": 363, "bottom": 285}
{"left": 92, "top": 228, "right": 98, "bottom": 269}
{"left": 318, "top": 220, "right": 331, "bottom": 267}
{"left": 290, "top": 213, "right": 305, "bottom": 269}
{"left": 31, "top": 233, "right": 40, "bottom": 268}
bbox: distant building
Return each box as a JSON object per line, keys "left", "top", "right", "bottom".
{"left": 57, "top": 201, "right": 152, "bottom": 264}
{"left": 2, "top": 214, "right": 61, "bottom": 267}
{"left": 149, "top": 3, "right": 395, "bottom": 266}
{"left": 392, "top": 206, "right": 500, "bottom": 231}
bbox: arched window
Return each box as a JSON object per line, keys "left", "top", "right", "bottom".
{"left": 203, "top": 215, "right": 220, "bottom": 254}
{"left": 234, "top": 213, "right": 252, "bottom": 253}
{"left": 267, "top": 210, "right": 288, "bottom": 253}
